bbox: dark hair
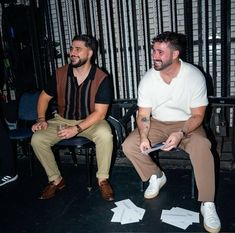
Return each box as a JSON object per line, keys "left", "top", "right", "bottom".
{"left": 72, "top": 34, "right": 98, "bottom": 63}
{"left": 152, "top": 31, "right": 186, "bottom": 57}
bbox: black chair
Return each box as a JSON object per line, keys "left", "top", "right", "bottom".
{"left": 107, "top": 115, "right": 126, "bottom": 158}
{"left": 146, "top": 149, "right": 196, "bottom": 199}
{"left": 54, "top": 136, "right": 95, "bottom": 191}
{"left": 8, "top": 90, "right": 40, "bottom": 175}
{"left": 54, "top": 115, "right": 126, "bottom": 191}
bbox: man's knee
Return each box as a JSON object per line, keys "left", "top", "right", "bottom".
{"left": 185, "top": 134, "right": 213, "bottom": 162}
{"left": 189, "top": 134, "right": 211, "bottom": 149}
{"left": 101, "top": 131, "right": 113, "bottom": 144}
{"left": 31, "top": 131, "right": 47, "bottom": 149}
{"left": 122, "top": 136, "right": 134, "bottom": 158}
{"left": 31, "top": 133, "right": 38, "bottom": 148}
{"left": 95, "top": 126, "right": 113, "bottom": 144}
{"left": 122, "top": 138, "right": 128, "bottom": 154}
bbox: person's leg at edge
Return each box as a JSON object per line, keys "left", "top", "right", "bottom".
{"left": 182, "top": 127, "right": 221, "bottom": 233}
{"left": 0, "top": 120, "right": 18, "bottom": 186}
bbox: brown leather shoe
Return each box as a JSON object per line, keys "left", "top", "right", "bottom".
{"left": 99, "top": 180, "right": 114, "bottom": 201}
{"left": 39, "top": 178, "right": 65, "bottom": 200}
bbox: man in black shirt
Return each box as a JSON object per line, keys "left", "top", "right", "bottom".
{"left": 31, "top": 35, "right": 114, "bottom": 201}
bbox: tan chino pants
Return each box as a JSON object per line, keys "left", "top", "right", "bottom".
{"left": 122, "top": 118, "right": 215, "bottom": 202}
{"left": 31, "top": 114, "right": 113, "bottom": 182}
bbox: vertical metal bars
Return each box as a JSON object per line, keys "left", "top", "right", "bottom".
{"left": 39, "top": 0, "right": 233, "bottom": 102}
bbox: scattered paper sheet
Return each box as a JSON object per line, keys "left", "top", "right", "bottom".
{"left": 160, "top": 207, "right": 199, "bottom": 230}
{"left": 110, "top": 199, "right": 145, "bottom": 224}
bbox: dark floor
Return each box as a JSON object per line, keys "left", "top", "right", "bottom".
{"left": 0, "top": 157, "right": 235, "bottom": 233}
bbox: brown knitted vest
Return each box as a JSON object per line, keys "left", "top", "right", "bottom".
{"left": 56, "top": 64, "right": 107, "bottom": 116}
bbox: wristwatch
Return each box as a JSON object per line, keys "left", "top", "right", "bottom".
{"left": 76, "top": 124, "right": 83, "bottom": 134}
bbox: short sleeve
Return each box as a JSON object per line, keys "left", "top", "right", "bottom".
{"left": 95, "top": 75, "right": 113, "bottom": 104}
{"left": 190, "top": 74, "right": 208, "bottom": 108}
{"left": 44, "top": 74, "right": 57, "bottom": 97}
{"left": 137, "top": 78, "right": 152, "bottom": 108}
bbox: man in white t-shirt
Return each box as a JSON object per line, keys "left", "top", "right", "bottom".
{"left": 122, "top": 31, "right": 221, "bottom": 233}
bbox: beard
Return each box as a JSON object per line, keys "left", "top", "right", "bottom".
{"left": 153, "top": 59, "right": 173, "bottom": 71}
{"left": 70, "top": 57, "right": 88, "bottom": 68}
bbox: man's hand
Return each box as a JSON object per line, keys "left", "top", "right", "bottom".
{"left": 139, "top": 138, "right": 151, "bottom": 153}
{"left": 162, "top": 131, "right": 183, "bottom": 151}
{"left": 32, "top": 120, "right": 48, "bottom": 132}
{"left": 57, "top": 126, "right": 78, "bottom": 139}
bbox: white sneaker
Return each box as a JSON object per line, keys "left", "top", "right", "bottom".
{"left": 144, "top": 172, "right": 167, "bottom": 199}
{"left": 0, "top": 174, "right": 18, "bottom": 187}
{"left": 201, "top": 202, "right": 221, "bottom": 233}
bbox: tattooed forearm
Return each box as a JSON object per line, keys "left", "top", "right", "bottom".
{"left": 141, "top": 117, "right": 150, "bottom": 130}
{"left": 141, "top": 117, "right": 150, "bottom": 123}
{"left": 136, "top": 108, "right": 151, "bottom": 139}
{"left": 137, "top": 115, "right": 150, "bottom": 140}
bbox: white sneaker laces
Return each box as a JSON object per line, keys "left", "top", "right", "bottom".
{"left": 1, "top": 176, "right": 12, "bottom": 182}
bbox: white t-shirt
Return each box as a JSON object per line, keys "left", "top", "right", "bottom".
{"left": 137, "top": 60, "right": 208, "bottom": 121}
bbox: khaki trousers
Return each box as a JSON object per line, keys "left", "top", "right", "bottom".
{"left": 31, "top": 114, "right": 113, "bottom": 182}
{"left": 122, "top": 118, "right": 215, "bottom": 202}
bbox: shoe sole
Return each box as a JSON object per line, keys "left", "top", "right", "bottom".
{"left": 201, "top": 208, "right": 221, "bottom": 233}
{"left": 103, "top": 196, "right": 115, "bottom": 202}
{"left": 0, "top": 174, "right": 18, "bottom": 187}
{"left": 144, "top": 177, "right": 167, "bottom": 199}
{"left": 204, "top": 223, "right": 221, "bottom": 233}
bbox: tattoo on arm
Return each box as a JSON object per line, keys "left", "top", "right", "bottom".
{"left": 141, "top": 117, "right": 150, "bottom": 130}
{"left": 141, "top": 117, "right": 149, "bottom": 122}
{"left": 138, "top": 115, "right": 150, "bottom": 139}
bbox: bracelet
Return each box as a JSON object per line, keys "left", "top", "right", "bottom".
{"left": 76, "top": 124, "right": 83, "bottom": 134}
{"left": 179, "top": 129, "right": 187, "bottom": 138}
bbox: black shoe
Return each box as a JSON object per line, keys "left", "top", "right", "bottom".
{"left": 0, "top": 174, "right": 18, "bottom": 187}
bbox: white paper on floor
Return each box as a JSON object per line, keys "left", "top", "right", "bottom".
{"left": 110, "top": 199, "right": 145, "bottom": 224}
{"left": 160, "top": 207, "right": 200, "bottom": 230}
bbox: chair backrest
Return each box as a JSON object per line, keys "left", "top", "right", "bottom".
{"left": 18, "top": 90, "right": 40, "bottom": 121}
{"left": 107, "top": 115, "right": 126, "bottom": 151}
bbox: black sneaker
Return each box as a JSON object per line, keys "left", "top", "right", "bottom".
{"left": 0, "top": 174, "right": 18, "bottom": 187}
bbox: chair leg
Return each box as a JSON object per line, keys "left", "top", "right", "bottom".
{"left": 191, "top": 169, "right": 195, "bottom": 199}
{"left": 28, "top": 143, "right": 34, "bottom": 176}
{"left": 54, "top": 148, "right": 62, "bottom": 171}
{"left": 85, "top": 148, "right": 92, "bottom": 191}
{"left": 22, "top": 140, "right": 34, "bottom": 176}
{"left": 71, "top": 147, "right": 78, "bottom": 166}
{"left": 89, "top": 148, "right": 94, "bottom": 188}
{"left": 140, "top": 181, "right": 145, "bottom": 192}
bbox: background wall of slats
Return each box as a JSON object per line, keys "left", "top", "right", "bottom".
{"left": 0, "top": 0, "right": 235, "bottom": 157}
{"left": 1, "top": 0, "right": 234, "bottom": 99}
{"left": 38, "top": 0, "right": 235, "bottom": 101}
